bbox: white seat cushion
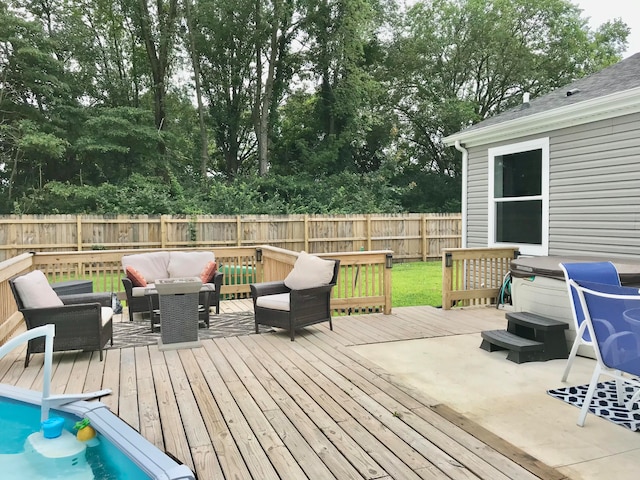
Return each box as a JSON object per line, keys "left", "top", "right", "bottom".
{"left": 167, "top": 251, "right": 215, "bottom": 278}
{"left": 132, "top": 284, "right": 155, "bottom": 297}
{"left": 284, "top": 252, "right": 335, "bottom": 290}
{"left": 256, "top": 293, "right": 290, "bottom": 311}
{"left": 13, "top": 270, "right": 64, "bottom": 309}
{"left": 101, "top": 307, "right": 114, "bottom": 324}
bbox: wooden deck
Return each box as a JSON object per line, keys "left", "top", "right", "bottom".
{"left": 0, "top": 303, "right": 564, "bottom": 479}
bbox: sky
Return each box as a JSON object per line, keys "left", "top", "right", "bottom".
{"left": 573, "top": 0, "right": 640, "bottom": 57}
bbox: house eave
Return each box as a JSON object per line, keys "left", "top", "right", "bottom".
{"left": 442, "top": 86, "right": 640, "bottom": 148}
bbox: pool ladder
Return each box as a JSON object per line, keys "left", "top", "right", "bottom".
{"left": 0, "top": 325, "right": 111, "bottom": 421}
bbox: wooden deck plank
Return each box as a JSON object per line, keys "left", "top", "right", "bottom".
{"left": 134, "top": 346, "right": 164, "bottom": 451}
{"left": 0, "top": 304, "right": 568, "bottom": 480}
{"left": 277, "top": 334, "right": 485, "bottom": 480}
{"left": 200, "top": 340, "right": 281, "bottom": 480}
{"left": 239, "top": 334, "right": 386, "bottom": 479}
{"left": 100, "top": 348, "right": 121, "bottom": 413}
{"left": 148, "top": 346, "right": 195, "bottom": 473}
{"left": 262, "top": 333, "right": 445, "bottom": 479}
{"left": 185, "top": 347, "right": 251, "bottom": 479}
{"left": 118, "top": 347, "right": 139, "bottom": 431}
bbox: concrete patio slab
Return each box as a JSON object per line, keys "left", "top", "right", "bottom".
{"left": 351, "top": 332, "right": 640, "bottom": 480}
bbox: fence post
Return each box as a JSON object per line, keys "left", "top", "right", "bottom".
{"left": 304, "top": 215, "right": 309, "bottom": 252}
{"left": 366, "top": 214, "right": 372, "bottom": 251}
{"left": 76, "top": 215, "right": 82, "bottom": 252}
{"left": 421, "top": 214, "right": 427, "bottom": 262}
{"left": 160, "top": 215, "right": 167, "bottom": 248}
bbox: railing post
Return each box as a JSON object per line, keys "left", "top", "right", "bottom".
{"left": 442, "top": 251, "right": 453, "bottom": 310}
{"left": 384, "top": 253, "right": 393, "bottom": 314}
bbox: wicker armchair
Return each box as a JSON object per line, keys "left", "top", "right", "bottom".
{"left": 10, "top": 273, "right": 114, "bottom": 367}
{"left": 251, "top": 257, "right": 340, "bottom": 341}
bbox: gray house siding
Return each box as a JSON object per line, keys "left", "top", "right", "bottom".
{"left": 549, "top": 111, "right": 640, "bottom": 257}
{"left": 464, "top": 111, "right": 640, "bottom": 257}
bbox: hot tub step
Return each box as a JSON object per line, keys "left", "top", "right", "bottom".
{"left": 480, "top": 329, "right": 544, "bottom": 364}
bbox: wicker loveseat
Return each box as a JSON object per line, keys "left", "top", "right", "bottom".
{"left": 121, "top": 251, "right": 223, "bottom": 323}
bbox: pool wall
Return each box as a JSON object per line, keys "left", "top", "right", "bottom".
{"left": 0, "top": 383, "right": 195, "bottom": 480}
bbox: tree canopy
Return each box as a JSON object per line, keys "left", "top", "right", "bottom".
{"left": 0, "top": 0, "right": 629, "bottom": 214}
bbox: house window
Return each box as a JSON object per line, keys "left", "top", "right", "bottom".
{"left": 488, "top": 138, "right": 549, "bottom": 256}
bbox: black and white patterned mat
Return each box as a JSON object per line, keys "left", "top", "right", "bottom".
{"left": 548, "top": 381, "right": 640, "bottom": 431}
{"left": 109, "top": 311, "right": 260, "bottom": 349}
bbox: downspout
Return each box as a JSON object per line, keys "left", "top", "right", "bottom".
{"left": 454, "top": 140, "right": 468, "bottom": 248}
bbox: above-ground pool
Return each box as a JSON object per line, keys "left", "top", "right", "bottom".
{"left": 0, "top": 384, "right": 195, "bottom": 480}
{"left": 0, "top": 325, "right": 194, "bottom": 480}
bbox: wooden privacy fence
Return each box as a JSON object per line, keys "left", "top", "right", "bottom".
{"left": 0, "top": 246, "right": 393, "bottom": 345}
{"left": 0, "top": 213, "right": 461, "bottom": 262}
{"left": 441, "top": 247, "right": 520, "bottom": 310}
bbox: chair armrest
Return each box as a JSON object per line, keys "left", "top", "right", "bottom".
{"left": 20, "top": 303, "right": 104, "bottom": 328}
{"left": 289, "top": 284, "right": 335, "bottom": 297}
{"left": 250, "top": 281, "right": 290, "bottom": 299}
{"left": 212, "top": 271, "right": 224, "bottom": 290}
{"left": 59, "top": 292, "right": 112, "bottom": 307}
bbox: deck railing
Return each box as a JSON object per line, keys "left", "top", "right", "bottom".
{"left": 0, "top": 246, "right": 393, "bottom": 344}
{"left": 441, "top": 247, "right": 519, "bottom": 310}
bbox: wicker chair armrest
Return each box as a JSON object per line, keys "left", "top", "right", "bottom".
{"left": 20, "top": 303, "right": 103, "bottom": 328}
{"left": 289, "top": 284, "right": 335, "bottom": 297}
{"left": 59, "top": 292, "right": 112, "bottom": 307}
{"left": 212, "top": 271, "right": 224, "bottom": 289}
{"left": 250, "top": 281, "right": 290, "bottom": 299}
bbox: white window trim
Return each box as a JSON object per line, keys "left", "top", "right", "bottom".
{"left": 488, "top": 138, "right": 549, "bottom": 256}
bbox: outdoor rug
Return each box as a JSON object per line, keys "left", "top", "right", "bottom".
{"left": 547, "top": 381, "right": 640, "bottom": 431}
{"left": 109, "top": 311, "right": 260, "bottom": 349}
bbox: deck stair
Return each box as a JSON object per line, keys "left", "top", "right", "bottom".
{"left": 480, "top": 311, "right": 569, "bottom": 364}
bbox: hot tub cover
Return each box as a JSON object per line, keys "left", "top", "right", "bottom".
{"left": 510, "top": 255, "right": 640, "bottom": 285}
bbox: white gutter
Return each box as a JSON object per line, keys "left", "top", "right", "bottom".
{"left": 454, "top": 140, "right": 468, "bottom": 248}
{"left": 443, "top": 85, "right": 640, "bottom": 147}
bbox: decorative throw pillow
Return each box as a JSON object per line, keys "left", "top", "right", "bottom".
{"left": 126, "top": 266, "right": 147, "bottom": 287}
{"left": 284, "top": 251, "right": 335, "bottom": 290}
{"left": 200, "top": 261, "right": 218, "bottom": 283}
{"left": 13, "top": 270, "right": 64, "bottom": 309}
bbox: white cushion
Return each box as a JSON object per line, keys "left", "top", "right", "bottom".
{"left": 132, "top": 285, "right": 155, "bottom": 297}
{"left": 101, "top": 307, "right": 114, "bottom": 324}
{"left": 13, "top": 270, "right": 64, "bottom": 309}
{"left": 284, "top": 252, "right": 335, "bottom": 290}
{"left": 256, "top": 293, "right": 290, "bottom": 311}
{"left": 122, "top": 252, "right": 171, "bottom": 283}
{"left": 167, "top": 251, "right": 215, "bottom": 278}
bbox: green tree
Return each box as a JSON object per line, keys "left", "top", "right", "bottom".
{"left": 383, "top": 0, "right": 629, "bottom": 210}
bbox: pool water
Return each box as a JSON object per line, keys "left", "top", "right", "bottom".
{"left": 0, "top": 397, "right": 151, "bottom": 479}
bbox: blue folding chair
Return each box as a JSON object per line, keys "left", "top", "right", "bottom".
{"left": 559, "top": 262, "right": 621, "bottom": 382}
{"left": 570, "top": 279, "right": 640, "bottom": 426}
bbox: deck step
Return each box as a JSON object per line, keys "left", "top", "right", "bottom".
{"left": 505, "top": 311, "right": 568, "bottom": 331}
{"left": 480, "top": 329, "right": 545, "bottom": 364}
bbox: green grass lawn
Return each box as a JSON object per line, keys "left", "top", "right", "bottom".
{"left": 392, "top": 261, "right": 442, "bottom": 308}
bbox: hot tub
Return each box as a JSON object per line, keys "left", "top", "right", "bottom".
{"left": 510, "top": 256, "right": 640, "bottom": 358}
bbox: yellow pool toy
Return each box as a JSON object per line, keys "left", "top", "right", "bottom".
{"left": 74, "top": 418, "right": 97, "bottom": 443}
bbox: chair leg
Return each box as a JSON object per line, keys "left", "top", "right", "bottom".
{"left": 24, "top": 352, "right": 30, "bottom": 368}
{"left": 578, "top": 365, "right": 602, "bottom": 427}
{"left": 562, "top": 323, "right": 587, "bottom": 382}
{"left": 99, "top": 349, "right": 103, "bottom": 361}
{"left": 290, "top": 328, "right": 295, "bottom": 341}
{"left": 329, "top": 318, "right": 333, "bottom": 331}
{"left": 255, "top": 320, "right": 259, "bottom": 334}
